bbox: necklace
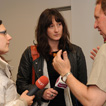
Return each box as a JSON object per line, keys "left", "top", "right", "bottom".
{"left": 50, "top": 51, "right": 58, "bottom": 57}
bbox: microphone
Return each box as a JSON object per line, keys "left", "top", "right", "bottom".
{"left": 54, "top": 76, "right": 67, "bottom": 92}
{"left": 27, "top": 76, "right": 49, "bottom": 96}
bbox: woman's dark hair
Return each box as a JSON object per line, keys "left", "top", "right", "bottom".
{"left": 35, "top": 8, "right": 73, "bottom": 60}
{"left": 0, "top": 20, "right": 2, "bottom": 25}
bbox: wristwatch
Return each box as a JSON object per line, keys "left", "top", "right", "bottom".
{"left": 61, "top": 72, "right": 71, "bottom": 83}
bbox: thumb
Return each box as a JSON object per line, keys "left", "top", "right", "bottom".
{"left": 56, "top": 50, "right": 62, "bottom": 58}
{"left": 24, "top": 90, "right": 29, "bottom": 94}
{"left": 63, "top": 51, "right": 68, "bottom": 61}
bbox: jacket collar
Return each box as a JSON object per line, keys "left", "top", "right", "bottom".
{"left": 0, "top": 57, "right": 12, "bottom": 78}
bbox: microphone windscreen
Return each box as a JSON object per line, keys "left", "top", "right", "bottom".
{"left": 36, "top": 76, "right": 49, "bottom": 89}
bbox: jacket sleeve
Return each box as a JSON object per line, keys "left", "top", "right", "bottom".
{"left": 73, "top": 46, "right": 88, "bottom": 105}
{"left": 76, "top": 47, "right": 87, "bottom": 84}
{"left": 0, "top": 83, "right": 5, "bottom": 106}
{"left": 16, "top": 46, "right": 34, "bottom": 94}
{"left": 16, "top": 46, "right": 48, "bottom": 105}
{"left": 5, "top": 98, "right": 27, "bottom": 106}
{"left": 0, "top": 84, "right": 27, "bottom": 106}
{"left": 69, "top": 45, "right": 87, "bottom": 106}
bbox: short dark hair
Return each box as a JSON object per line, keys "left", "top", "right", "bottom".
{"left": 96, "top": 0, "right": 106, "bottom": 15}
{"left": 96, "top": 0, "right": 102, "bottom": 4}
{"left": 0, "top": 20, "right": 2, "bottom": 25}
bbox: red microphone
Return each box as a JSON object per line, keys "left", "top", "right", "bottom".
{"left": 27, "top": 76, "right": 49, "bottom": 96}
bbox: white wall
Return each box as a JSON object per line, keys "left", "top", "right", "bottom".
{"left": 0, "top": 0, "right": 103, "bottom": 80}
{"left": 71, "top": 0, "right": 103, "bottom": 76}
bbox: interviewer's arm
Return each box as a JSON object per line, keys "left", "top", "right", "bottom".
{"left": 53, "top": 50, "right": 106, "bottom": 106}
{"left": 66, "top": 73, "right": 106, "bottom": 106}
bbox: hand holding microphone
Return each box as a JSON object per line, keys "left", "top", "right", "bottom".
{"left": 43, "top": 76, "right": 67, "bottom": 100}
{"left": 27, "top": 76, "right": 49, "bottom": 96}
{"left": 42, "top": 76, "right": 67, "bottom": 100}
{"left": 42, "top": 88, "right": 58, "bottom": 100}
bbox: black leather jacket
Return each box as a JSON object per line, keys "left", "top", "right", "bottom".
{"left": 16, "top": 44, "right": 87, "bottom": 106}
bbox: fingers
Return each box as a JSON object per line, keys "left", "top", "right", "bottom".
{"left": 31, "top": 95, "right": 35, "bottom": 99}
{"left": 92, "top": 48, "right": 98, "bottom": 53}
{"left": 48, "top": 93, "right": 56, "bottom": 100}
{"left": 90, "top": 46, "right": 100, "bottom": 60}
{"left": 63, "top": 51, "right": 68, "bottom": 61}
{"left": 97, "top": 46, "right": 100, "bottom": 50}
{"left": 28, "top": 101, "right": 33, "bottom": 106}
{"left": 52, "top": 49, "right": 70, "bottom": 76}
{"left": 50, "top": 94, "right": 54, "bottom": 97}
{"left": 52, "top": 49, "right": 62, "bottom": 65}
{"left": 20, "top": 90, "right": 35, "bottom": 106}
{"left": 56, "top": 50, "right": 62, "bottom": 59}
{"left": 53, "top": 50, "right": 67, "bottom": 63}
{"left": 43, "top": 88, "right": 58, "bottom": 100}
{"left": 27, "top": 95, "right": 35, "bottom": 106}
{"left": 56, "top": 50, "right": 68, "bottom": 61}
{"left": 90, "top": 51, "right": 96, "bottom": 57}
{"left": 24, "top": 90, "right": 35, "bottom": 100}
{"left": 90, "top": 55, "right": 94, "bottom": 60}
{"left": 24, "top": 90, "right": 29, "bottom": 94}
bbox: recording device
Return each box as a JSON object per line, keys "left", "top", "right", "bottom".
{"left": 53, "top": 76, "right": 67, "bottom": 92}
{"left": 27, "top": 76, "right": 49, "bottom": 96}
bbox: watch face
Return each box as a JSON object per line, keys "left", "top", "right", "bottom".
{"left": 62, "top": 72, "right": 71, "bottom": 82}
{"left": 63, "top": 76, "right": 66, "bottom": 82}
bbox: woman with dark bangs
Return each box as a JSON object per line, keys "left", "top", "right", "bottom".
{"left": 16, "top": 8, "right": 87, "bottom": 106}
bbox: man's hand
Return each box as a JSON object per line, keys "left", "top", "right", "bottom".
{"left": 90, "top": 46, "right": 100, "bottom": 60}
{"left": 52, "top": 50, "right": 70, "bottom": 76}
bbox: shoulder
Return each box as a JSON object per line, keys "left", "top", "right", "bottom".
{"left": 0, "top": 72, "right": 11, "bottom": 88}
{"left": 24, "top": 45, "right": 32, "bottom": 52}
{"left": 68, "top": 44, "right": 85, "bottom": 60}
{"left": 94, "top": 44, "right": 106, "bottom": 59}
{"left": 70, "top": 43, "right": 82, "bottom": 53}
{"left": 99, "top": 44, "right": 106, "bottom": 52}
{"left": 22, "top": 45, "right": 38, "bottom": 56}
{"left": 95, "top": 44, "right": 106, "bottom": 59}
{"left": 24, "top": 45, "right": 38, "bottom": 53}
